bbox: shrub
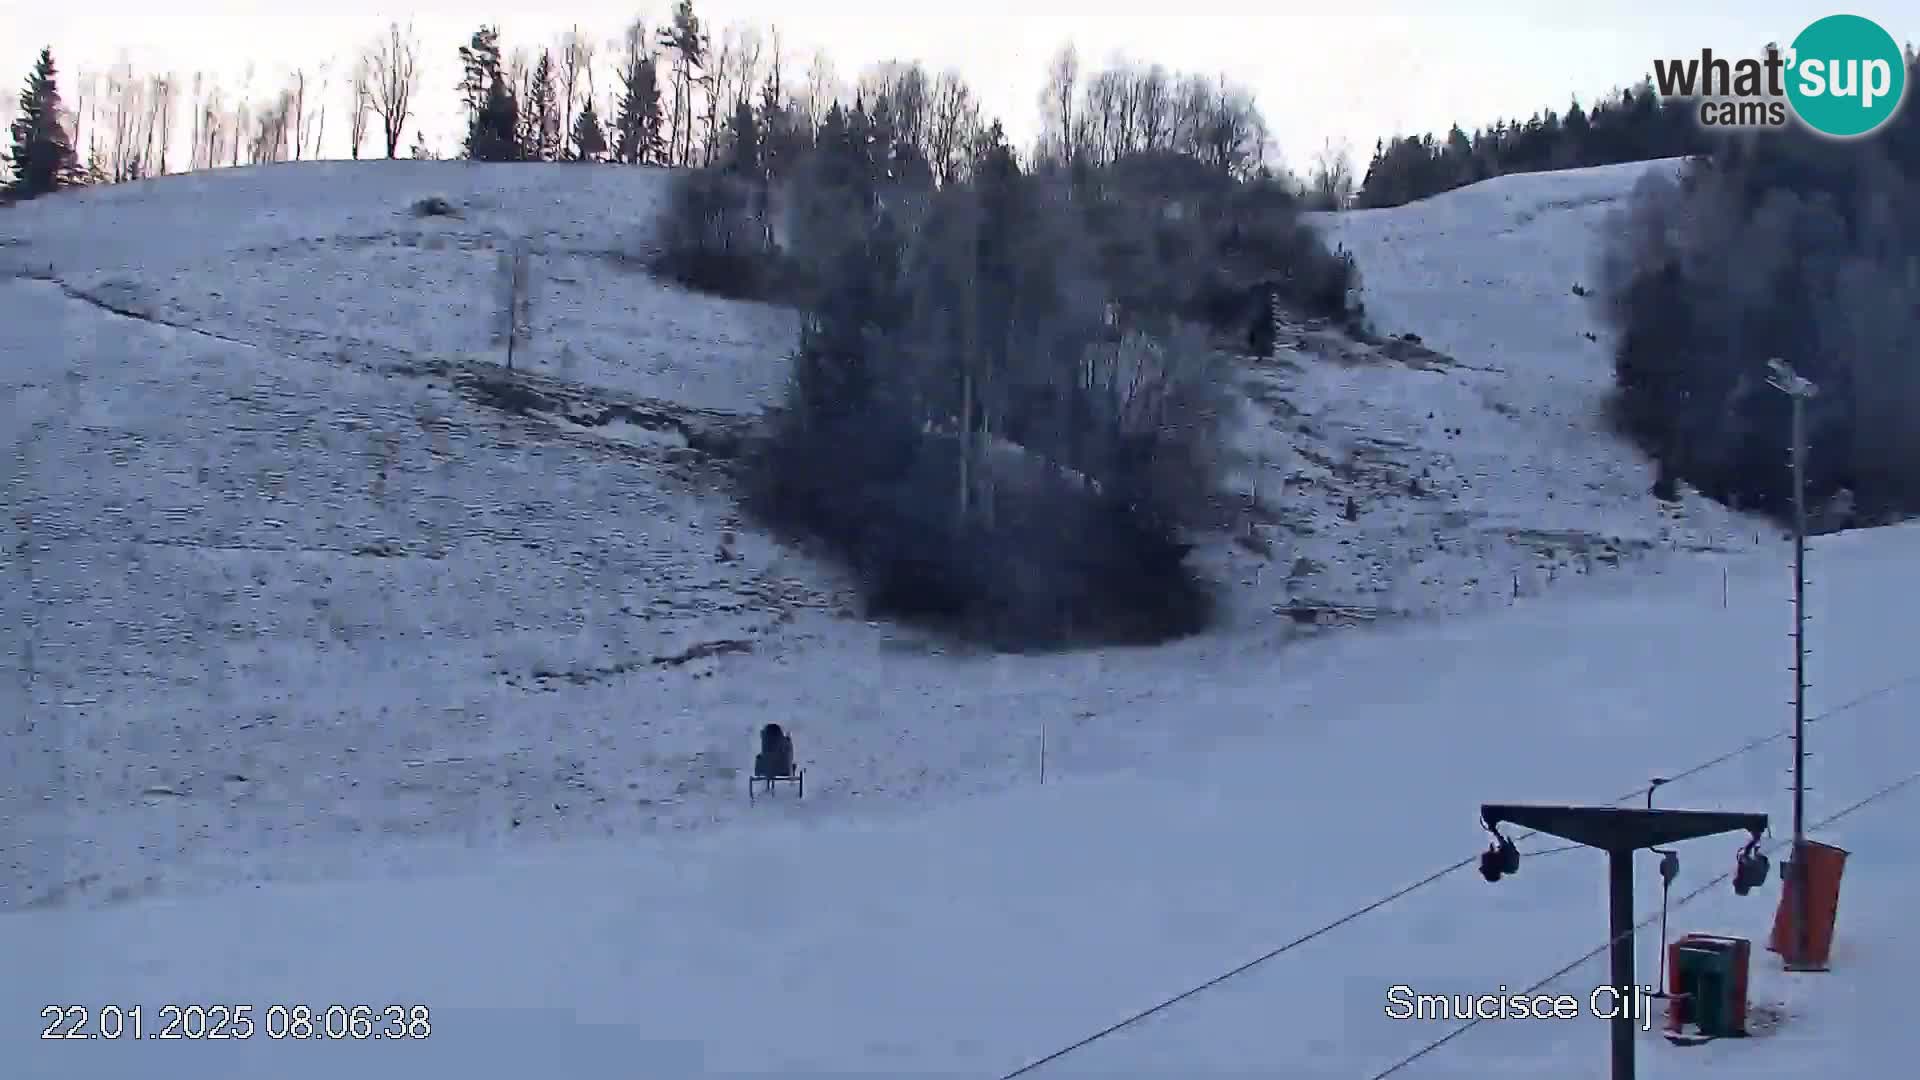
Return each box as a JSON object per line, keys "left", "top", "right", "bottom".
{"left": 410, "top": 195, "right": 459, "bottom": 218}
{"left": 651, "top": 169, "right": 781, "bottom": 300}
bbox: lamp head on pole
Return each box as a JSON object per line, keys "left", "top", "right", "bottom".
{"left": 1767, "top": 358, "right": 1818, "bottom": 398}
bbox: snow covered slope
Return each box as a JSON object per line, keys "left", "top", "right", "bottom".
{"left": 1225, "top": 158, "right": 1756, "bottom": 620}
{"left": 9, "top": 518, "right": 1916, "bottom": 1078}
{"left": 3, "top": 157, "right": 1771, "bottom": 916}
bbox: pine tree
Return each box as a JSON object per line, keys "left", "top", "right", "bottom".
{"left": 759, "top": 100, "right": 807, "bottom": 183}
{"left": 613, "top": 51, "right": 662, "bottom": 164}
{"left": 657, "top": 0, "right": 706, "bottom": 166}
{"left": 571, "top": 99, "right": 608, "bottom": 162}
{"left": 457, "top": 26, "right": 504, "bottom": 129}
{"left": 469, "top": 74, "right": 520, "bottom": 162}
{"left": 724, "top": 100, "right": 759, "bottom": 176}
{"left": 1564, "top": 97, "right": 1591, "bottom": 166}
{"left": 461, "top": 27, "right": 518, "bottom": 162}
{"left": 7, "top": 47, "right": 81, "bottom": 199}
{"left": 528, "top": 51, "right": 560, "bottom": 161}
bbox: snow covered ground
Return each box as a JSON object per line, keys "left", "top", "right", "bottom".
{"left": 8, "top": 520, "right": 1917, "bottom": 1078}
{"left": 1246, "top": 158, "right": 1757, "bottom": 618}
{"left": 5, "top": 157, "right": 1912, "bottom": 1076}
{"left": 1, "top": 156, "right": 1763, "bottom": 911}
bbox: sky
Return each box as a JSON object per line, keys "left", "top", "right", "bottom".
{"left": 6, "top": 3, "right": 1915, "bottom": 177}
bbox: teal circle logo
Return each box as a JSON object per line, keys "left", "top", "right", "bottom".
{"left": 1784, "top": 14, "right": 1907, "bottom": 138}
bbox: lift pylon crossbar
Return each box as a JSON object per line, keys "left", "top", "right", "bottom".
{"left": 1481, "top": 805, "right": 1767, "bottom": 853}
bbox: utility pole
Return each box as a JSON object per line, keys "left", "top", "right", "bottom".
{"left": 1766, "top": 357, "right": 1817, "bottom": 970}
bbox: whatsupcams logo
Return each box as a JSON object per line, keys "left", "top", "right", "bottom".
{"left": 1652, "top": 14, "right": 1909, "bottom": 138}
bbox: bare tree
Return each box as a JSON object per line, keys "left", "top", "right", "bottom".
{"left": 229, "top": 63, "right": 255, "bottom": 168}
{"left": 732, "top": 24, "right": 764, "bottom": 109}
{"left": 559, "top": 26, "right": 594, "bottom": 158}
{"left": 927, "top": 68, "right": 980, "bottom": 185}
{"left": 250, "top": 90, "right": 295, "bottom": 165}
{"left": 762, "top": 25, "right": 784, "bottom": 108}
{"left": 1309, "top": 137, "right": 1355, "bottom": 209}
{"left": 191, "top": 82, "right": 219, "bottom": 170}
{"left": 99, "top": 59, "right": 156, "bottom": 181}
{"left": 188, "top": 72, "right": 205, "bottom": 169}
{"left": 494, "top": 236, "right": 533, "bottom": 369}
{"left": 201, "top": 89, "right": 227, "bottom": 170}
{"left": 310, "top": 63, "right": 330, "bottom": 159}
{"left": 801, "top": 48, "right": 837, "bottom": 133}
{"left": 147, "top": 73, "right": 176, "bottom": 175}
{"left": 1039, "top": 43, "right": 1079, "bottom": 165}
{"left": 697, "top": 28, "right": 733, "bottom": 166}
{"left": 1136, "top": 63, "right": 1170, "bottom": 151}
{"left": 860, "top": 60, "right": 930, "bottom": 156}
{"left": 348, "top": 56, "right": 371, "bottom": 159}
{"left": 230, "top": 100, "right": 248, "bottom": 167}
{"left": 289, "top": 68, "right": 310, "bottom": 160}
{"left": 1083, "top": 66, "right": 1128, "bottom": 166}
{"left": 365, "top": 21, "right": 420, "bottom": 158}
{"left": 69, "top": 69, "right": 96, "bottom": 174}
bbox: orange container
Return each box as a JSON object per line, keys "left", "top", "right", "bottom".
{"left": 1769, "top": 840, "right": 1849, "bottom": 967}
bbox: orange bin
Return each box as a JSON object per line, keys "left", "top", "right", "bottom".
{"left": 1769, "top": 839, "right": 1849, "bottom": 967}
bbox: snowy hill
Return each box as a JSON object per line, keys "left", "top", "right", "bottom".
{"left": 7, "top": 152, "right": 1914, "bottom": 1077}
{"left": 2, "top": 156, "right": 1780, "bottom": 912}
{"left": 1232, "top": 158, "right": 1757, "bottom": 620}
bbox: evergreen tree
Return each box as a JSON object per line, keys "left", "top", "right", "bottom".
{"left": 846, "top": 96, "right": 876, "bottom": 183}
{"left": 757, "top": 70, "right": 809, "bottom": 183}
{"left": 658, "top": 0, "right": 707, "bottom": 166}
{"left": 613, "top": 50, "right": 663, "bottom": 164}
{"left": 7, "top": 47, "right": 80, "bottom": 200}
{"left": 1563, "top": 98, "right": 1591, "bottom": 166}
{"left": 528, "top": 51, "right": 560, "bottom": 161}
{"left": 1442, "top": 123, "right": 1473, "bottom": 185}
{"left": 571, "top": 99, "right": 608, "bottom": 162}
{"left": 468, "top": 74, "right": 520, "bottom": 162}
{"left": 514, "top": 64, "right": 541, "bottom": 162}
{"left": 457, "top": 26, "right": 504, "bottom": 128}
{"left": 724, "top": 99, "right": 759, "bottom": 176}
{"left": 460, "top": 26, "right": 517, "bottom": 162}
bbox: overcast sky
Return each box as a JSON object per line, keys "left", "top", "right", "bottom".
{"left": 7, "top": 2, "right": 1914, "bottom": 174}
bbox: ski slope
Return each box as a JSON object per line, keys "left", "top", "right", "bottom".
{"left": 8, "top": 520, "right": 1917, "bottom": 1078}
{"left": 6, "top": 156, "right": 1911, "bottom": 1076}
{"left": 2, "top": 156, "right": 1762, "bottom": 912}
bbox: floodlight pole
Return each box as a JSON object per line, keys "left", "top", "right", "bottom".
{"left": 1766, "top": 357, "right": 1817, "bottom": 970}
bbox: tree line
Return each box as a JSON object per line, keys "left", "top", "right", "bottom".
{"left": 5, "top": 5, "right": 1295, "bottom": 201}
{"left": 4, "top": 26, "right": 420, "bottom": 198}
{"left": 1354, "top": 78, "right": 1711, "bottom": 209}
